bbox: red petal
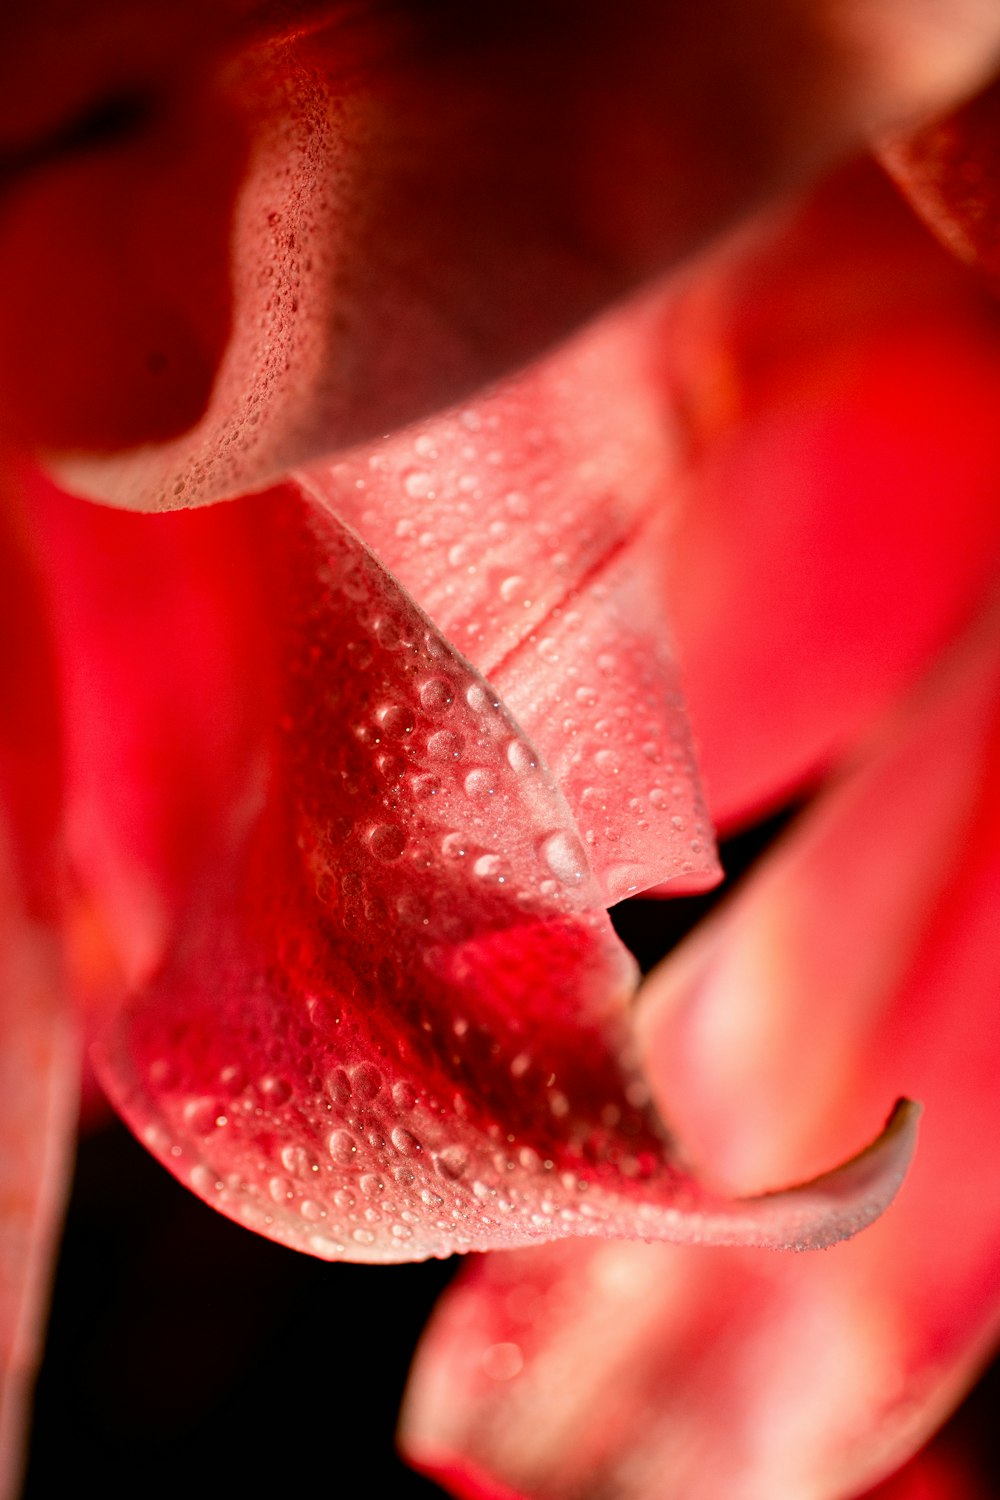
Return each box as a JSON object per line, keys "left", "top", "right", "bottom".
{"left": 301, "top": 305, "right": 718, "bottom": 901}
{"left": 10, "top": 2, "right": 995, "bottom": 503}
{"left": 665, "top": 160, "right": 1000, "bottom": 830}
{"left": 0, "top": 488, "right": 75, "bottom": 1500}
{"left": 28, "top": 474, "right": 268, "bottom": 986}
{"left": 91, "top": 488, "right": 912, "bottom": 1261}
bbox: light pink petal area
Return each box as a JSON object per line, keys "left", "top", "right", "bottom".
{"left": 48, "top": 2, "right": 1000, "bottom": 508}
{"left": 94, "top": 491, "right": 911, "bottom": 1263}
{"left": 664, "top": 160, "right": 1000, "bottom": 831}
{"left": 300, "top": 305, "right": 717, "bottom": 902}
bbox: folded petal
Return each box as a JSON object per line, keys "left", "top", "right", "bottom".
{"left": 91, "top": 487, "right": 911, "bottom": 1262}
{"left": 301, "top": 303, "right": 718, "bottom": 901}
{"left": 7, "top": 2, "right": 996, "bottom": 505}
{"left": 664, "top": 159, "right": 1000, "bottom": 829}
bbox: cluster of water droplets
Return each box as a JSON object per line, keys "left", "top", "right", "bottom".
{"left": 299, "top": 345, "right": 715, "bottom": 901}
{"left": 118, "top": 504, "right": 702, "bottom": 1260}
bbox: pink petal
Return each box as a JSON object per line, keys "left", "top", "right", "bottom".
{"left": 301, "top": 305, "right": 718, "bottom": 901}
{"left": 10, "top": 2, "right": 994, "bottom": 505}
{"left": 665, "top": 160, "right": 1000, "bottom": 830}
{"left": 93, "top": 488, "right": 912, "bottom": 1262}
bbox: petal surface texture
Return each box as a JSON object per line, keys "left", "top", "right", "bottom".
{"left": 402, "top": 594, "right": 1000, "bottom": 1496}
{"left": 93, "top": 488, "right": 912, "bottom": 1263}
{"left": 300, "top": 304, "right": 718, "bottom": 902}
{"left": 4, "top": 1, "right": 997, "bottom": 504}
{"left": 664, "top": 160, "right": 1000, "bottom": 831}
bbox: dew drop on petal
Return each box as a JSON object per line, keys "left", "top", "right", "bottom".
{"left": 369, "top": 824, "right": 406, "bottom": 860}
{"left": 391, "top": 1126, "right": 422, "bottom": 1156}
{"left": 506, "top": 739, "right": 536, "bottom": 774}
{"left": 329, "top": 1130, "right": 358, "bottom": 1166}
{"left": 540, "top": 830, "right": 587, "bottom": 884}
{"left": 419, "top": 677, "right": 454, "bottom": 713}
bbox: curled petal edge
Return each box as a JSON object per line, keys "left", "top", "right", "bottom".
{"left": 682, "top": 1097, "right": 920, "bottom": 1252}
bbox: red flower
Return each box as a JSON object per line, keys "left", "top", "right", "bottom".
{"left": 4, "top": 4, "right": 1000, "bottom": 1498}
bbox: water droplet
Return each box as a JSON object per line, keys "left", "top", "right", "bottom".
{"left": 329, "top": 1130, "right": 358, "bottom": 1166}
{"left": 350, "top": 1062, "right": 383, "bottom": 1101}
{"left": 410, "top": 773, "right": 441, "bottom": 800}
{"left": 360, "top": 1173, "right": 385, "bottom": 1197}
{"left": 574, "top": 685, "right": 598, "bottom": 707}
{"left": 377, "top": 751, "right": 406, "bottom": 781}
{"left": 506, "top": 739, "right": 536, "bottom": 774}
{"left": 596, "top": 652, "right": 616, "bottom": 676}
{"left": 259, "top": 1075, "right": 292, "bottom": 1107}
{"left": 441, "top": 832, "right": 469, "bottom": 860}
{"left": 648, "top": 788, "right": 668, "bottom": 809}
{"left": 334, "top": 1188, "right": 356, "bottom": 1209}
{"left": 183, "top": 1098, "right": 224, "bottom": 1134}
{"left": 282, "top": 1144, "right": 318, "bottom": 1177}
{"left": 540, "top": 831, "right": 587, "bottom": 885}
{"left": 464, "top": 768, "right": 495, "bottom": 798}
{"left": 369, "top": 824, "right": 406, "bottom": 860}
{"left": 436, "top": 1145, "right": 470, "bottom": 1180}
{"left": 373, "top": 616, "right": 402, "bottom": 649}
{"left": 377, "top": 704, "right": 415, "bottom": 736}
{"left": 465, "top": 684, "right": 492, "bottom": 714}
{"left": 427, "top": 730, "right": 463, "bottom": 761}
{"left": 392, "top": 1080, "right": 417, "bottom": 1112}
{"left": 595, "top": 749, "right": 619, "bottom": 774}
{"left": 473, "top": 853, "right": 510, "bottom": 883}
{"left": 403, "top": 469, "right": 433, "bottom": 498}
{"left": 352, "top": 1227, "right": 377, "bottom": 1245}
{"left": 419, "top": 677, "right": 454, "bottom": 713}
{"left": 499, "top": 575, "right": 527, "bottom": 605}
{"left": 392, "top": 1127, "right": 422, "bottom": 1157}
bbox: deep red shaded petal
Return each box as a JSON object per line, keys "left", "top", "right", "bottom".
{"left": 665, "top": 160, "right": 1000, "bottom": 830}
{"left": 301, "top": 304, "right": 718, "bottom": 901}
{"left": 87, "top": 488, "right": 911, "bottom": 1261}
